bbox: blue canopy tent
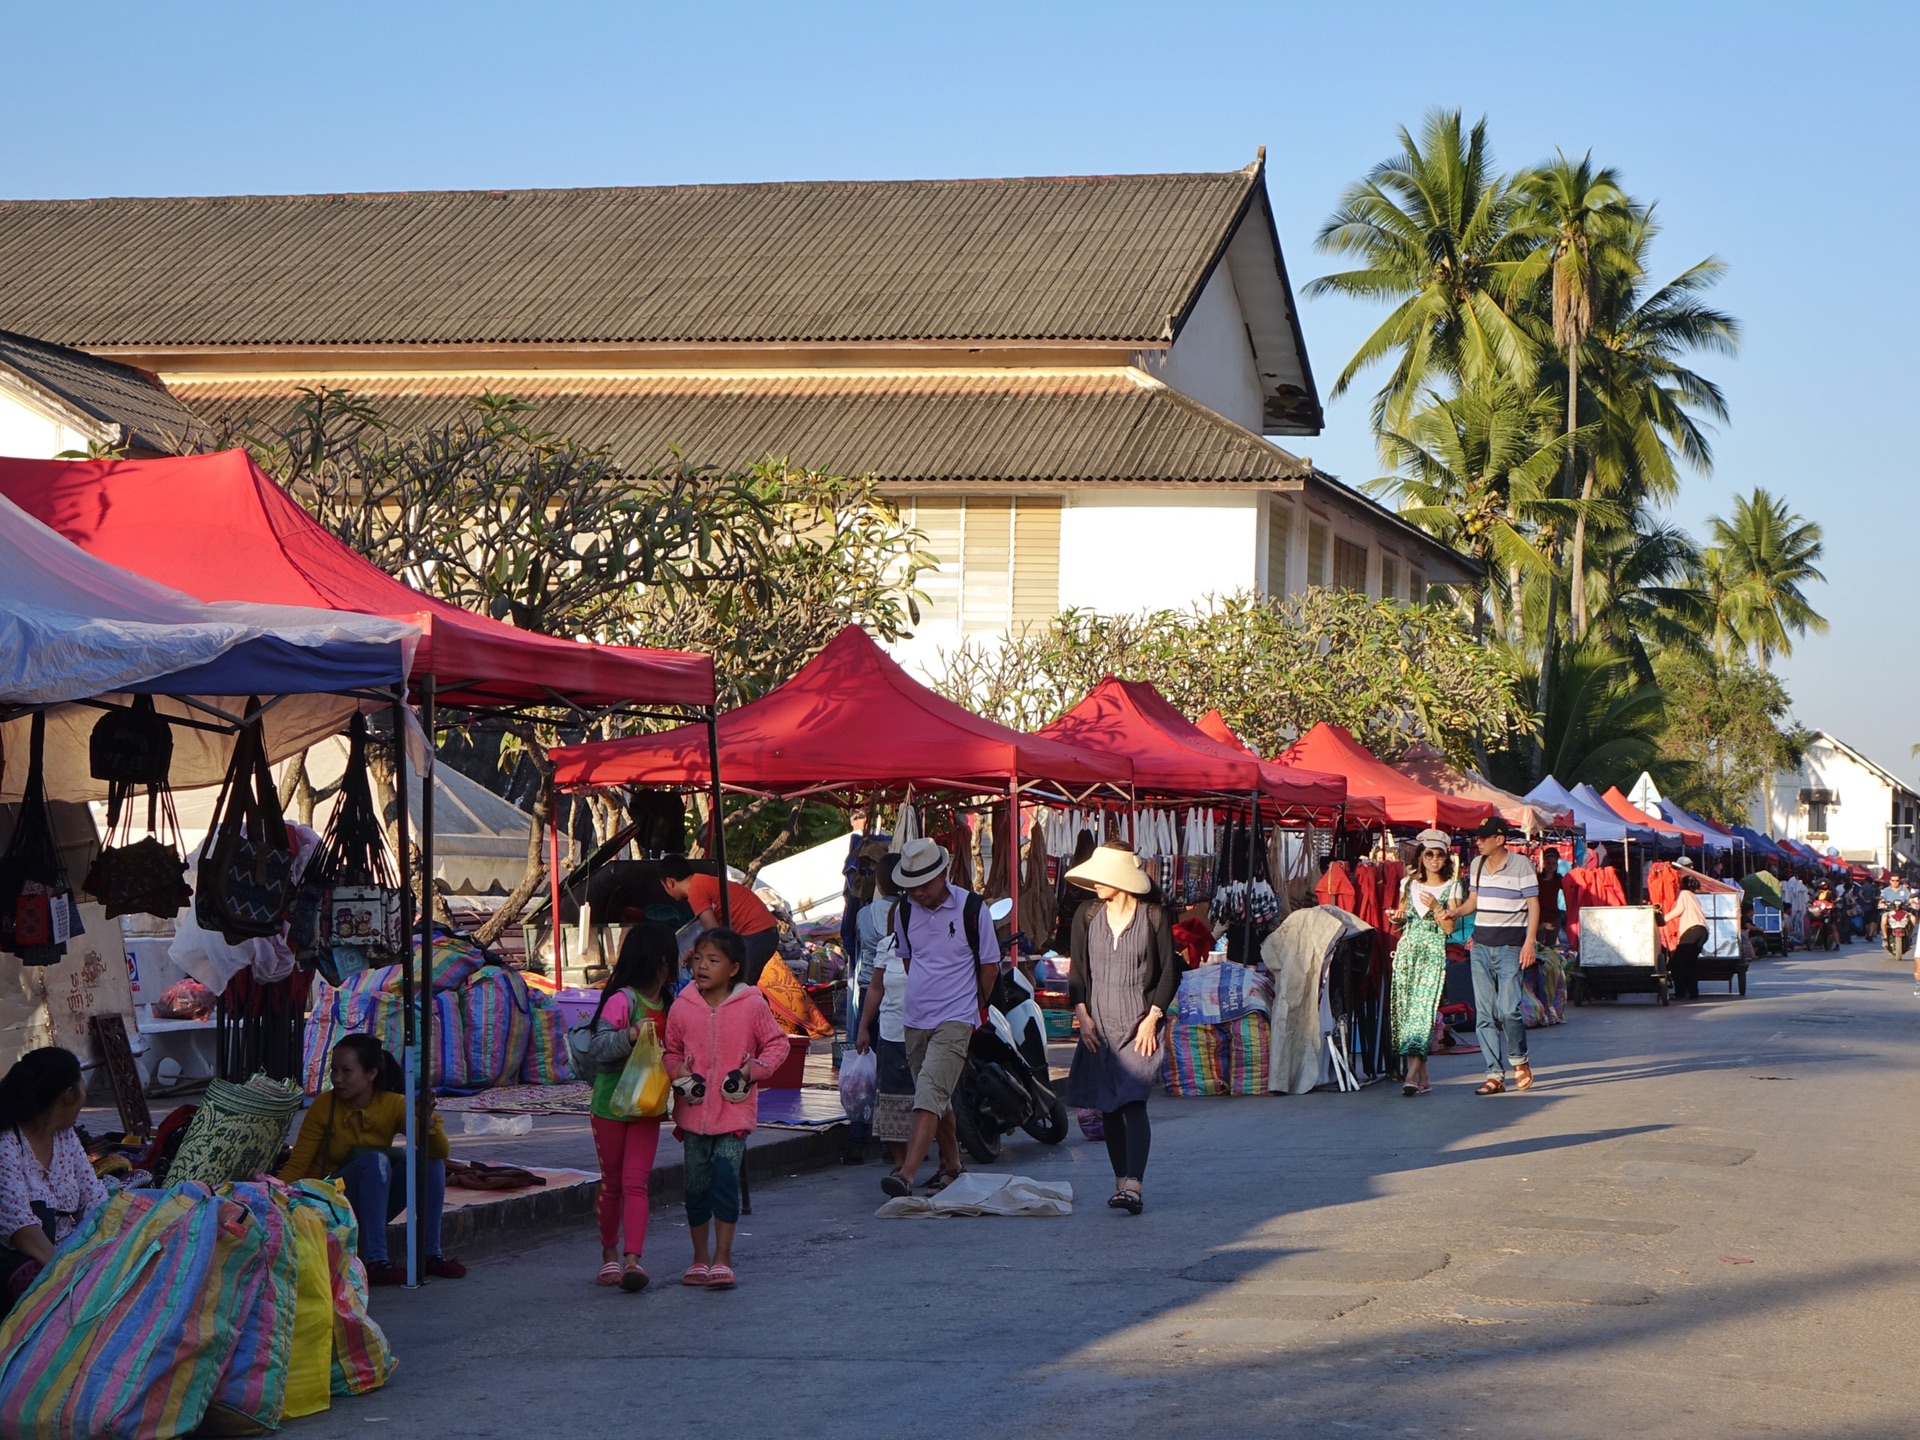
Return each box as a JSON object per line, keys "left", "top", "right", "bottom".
{"left": 0, "top": 490, "right": 416, "bottom": 803}
{"left": 1729, "top": 825, "right": 1785, "bottom": 864}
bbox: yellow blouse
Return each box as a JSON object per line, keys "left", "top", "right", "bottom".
{"left": 277, "top": 1090, "right": 450, "bottom": 1181}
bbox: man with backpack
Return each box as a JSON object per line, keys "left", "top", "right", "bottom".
{"left": 879, "top": 838, "right": 999, "bottom": 1198}
{"left": 1445, "top": 817, "right": 1541, "bottom": 1095}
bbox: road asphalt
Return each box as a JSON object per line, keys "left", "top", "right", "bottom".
{"left": 294, "top": 937, "right": 1920, "bottom": 1440}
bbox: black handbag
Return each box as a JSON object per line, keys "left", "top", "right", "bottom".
{"left": 84, "top": 785, "right": 192, "bottom": 921}
{"left": 1, "top": 712, "right": 74, "bottom": 964}
{"left": 293, "top": 714, "right": 402, "bottom": 966}
{"left": 196, "top": 713, "right": 296, "bottom": 944}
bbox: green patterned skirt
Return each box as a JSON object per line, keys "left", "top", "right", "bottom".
{"left": 1391, "top": 917, "right": 1449, "bottom": 1057}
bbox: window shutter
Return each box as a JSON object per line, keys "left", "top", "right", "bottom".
{"left": 961, "top": 497, "right": 1013, "bottom": 634}
{"left": 1380, "top": 554, "right": 1400, "bottom": 602}
{"left": 1307, "top": 519, "right": 1329, "bottom": 588}
{"left": 911, "top": 498, "right": 963, "bottom": 624}
{"left": 1410, "top": 566, "right": 1428, "bottom": 604}
{"left": 1266, "top": 499, "right": 1291, "bottom": 596}
{"left": 1333, "top": 537, "right": 1368, "bottom": 593}
{"left": 1011, "top": 498, "right": 1061, "bottom": 627}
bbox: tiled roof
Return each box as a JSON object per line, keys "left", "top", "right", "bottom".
{"left": 0, "top": 170, "right": 1262, "bottom": 348}
{"left": 177, "top": 371, "right": 1312, "bottom": 485}
{"left": 0, "top": 328, "right": 211, "bottom": 454}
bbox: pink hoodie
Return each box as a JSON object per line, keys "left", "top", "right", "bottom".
{"left": 661, "top": 982, "right": 792, "bottom": 1136}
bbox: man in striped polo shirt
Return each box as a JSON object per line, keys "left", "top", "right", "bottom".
{"left": 1446, "top": 816, "right": 1540, "bottom": 1094}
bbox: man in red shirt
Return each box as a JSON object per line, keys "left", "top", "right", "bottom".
{"left": 658, "top": 857, "right": 781, "bottom": 983}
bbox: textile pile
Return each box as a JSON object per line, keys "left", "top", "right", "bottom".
{"left": 0, "top": 1178, "right": 394, "bottom": 1439}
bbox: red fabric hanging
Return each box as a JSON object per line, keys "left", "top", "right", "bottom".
{"left": 1562, "top": 860, "right": 1627, "bottom": 946}
{"left": 1315, "top": 860, "right": 1357, "bottom": 913}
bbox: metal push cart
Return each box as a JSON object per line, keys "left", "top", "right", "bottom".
{"left": 1570, "top": 905, "right": 1670, "bottom": 1006}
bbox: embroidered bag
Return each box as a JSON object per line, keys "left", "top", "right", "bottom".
{"left": 197, "top": 712, "right": 296, "bottom": 944}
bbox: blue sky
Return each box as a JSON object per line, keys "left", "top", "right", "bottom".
{"left": 10, "top": 2, "right": 1912, "bottom": 775}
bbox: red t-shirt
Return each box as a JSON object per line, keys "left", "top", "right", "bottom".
{"left": 686, "top": 873, "right": 777, "bottom": 935}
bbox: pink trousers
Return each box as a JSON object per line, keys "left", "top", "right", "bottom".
{"left": 591, "top": 1115, "right": 662, "bottom": 1254}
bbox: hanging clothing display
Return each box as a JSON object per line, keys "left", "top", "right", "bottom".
{"left": 1562, "top": 858, "right": 1627, "bottom": 946}
{"left": 1262, "top": 906, "right": 1368, "bottom": 1095}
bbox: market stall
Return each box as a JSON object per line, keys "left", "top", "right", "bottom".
{"left": 1390, "top": 742, "right": 1573, "bottom": 836}
{"left": 1597, "top": 786, "right": 1702, "bottom": 852}
{"left": 1275, "top": 724, "right": 1497, "bottom": 831}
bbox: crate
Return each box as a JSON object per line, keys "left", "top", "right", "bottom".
{"left": 1043, "top": 1008, "right": 1077, "bottom": 1041}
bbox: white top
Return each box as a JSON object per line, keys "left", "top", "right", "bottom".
{"left": 874, "top": 949, "right": 908, "bottom": 1043}
{"left": 1406, "top": 878, "right": 1456, "bottom": 921}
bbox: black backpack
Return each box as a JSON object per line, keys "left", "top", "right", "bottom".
{"left": 891, "top": 890, "right": 988, "bottom": 972}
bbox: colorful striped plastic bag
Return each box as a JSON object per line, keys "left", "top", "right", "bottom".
{"left": 1162, "top": 1020, "right": 1227, "bottom": 1096}
{"left": 461, "top": 964, "right": 533, "bottom": 1089}
{"left": 428, "top": 930, "right": 488, "bottom": 992}
{"left": 520, "top": 990, "right": 573, "bottom": 1084}
{"left": 1222, "top": 1013, "right": 1272, "bottom": 1094}
{"left": 280, "top": 1202, "right": 337, "bottom": 1419}
{"left": 0, "top": 1188, "right": 263, "bottom": 1440}
{"left": 201, "top": 1181, "right": 299, "bottom": 1432}
{"left": 285, "top": 1179, "right": 396, "bottom": 1396}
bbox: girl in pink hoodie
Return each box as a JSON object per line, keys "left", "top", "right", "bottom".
{"left": 662, "top": 928, "right": 791, "bottom": 1290}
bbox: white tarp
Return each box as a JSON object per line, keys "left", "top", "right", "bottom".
{"left": 754, "top": 830, "right": 856, "bottom": 923}
{"left": 876, "top": 1172, "right": 1073, "bottom": 1218}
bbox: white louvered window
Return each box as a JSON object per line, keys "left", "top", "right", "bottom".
{"left": 1333, "top": 538, "right": 1368, "bottom": 593}
{"left": 908, "top": 497, "right": 962, "bottom": 625}
{"left": 1410, "top": 565, "right": 1428, "bottom": 604}
{"left": 1380, "top": 554, "right": 1400, "bottom": 602}
{"left": 1265, "top": 498, "right": 1291, "bottom": 596}
{"left": 1306, "top": 518, "right": 1329, "bottom": 588}
{"left": 908, "top": 495, "right": 1060, "bottom": 634}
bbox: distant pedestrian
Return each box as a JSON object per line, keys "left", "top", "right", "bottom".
{"left": 879, "top": 838, "right": 998, "bottom": 1199}
{"left": 1391, "top": 830, "right": 1461, "bottom": 1096}
{"left": 579, "top": 923, "right": 676, "bottom": 1291}
{"left": 658, "top": 856, "right": 782, "bottom": 984}
{"left": 1445, "top": 818, "right": 1541, "bottom": 1095}
{"left": 1665, "top": 873, "right": 1710, "bottom": 1000}
{"left": 662, "top": 928, "right": 789, "bottom": 1291}
{"left": 851, "top": 853, "right": 912, "bottom": 1168}
{"left": 1063, "top": 844, "right": 1178, "bottom": 1215}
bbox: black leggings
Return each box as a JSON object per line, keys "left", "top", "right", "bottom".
{"left": 1101, "top": 1102, "right": 1151, "bottom": 1182}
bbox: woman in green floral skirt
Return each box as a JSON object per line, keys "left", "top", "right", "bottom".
{"left": 1393, "top": 829, "right": 1461, "bottom": 1096}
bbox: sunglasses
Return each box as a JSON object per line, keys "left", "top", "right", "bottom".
{"left": 1421, "top": 848, "right": 1449, "bottom": 857}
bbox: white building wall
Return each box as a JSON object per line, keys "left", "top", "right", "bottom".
{"left": 1753, "top": 736, "right": 1920, "bottom": 866}
{"left": 1136, "top": 265, "right": 1264, "bottom": 433}
{"left": 1058, "top": 490, "right": 1260, "bottom": 614}
{"left": 0, "top": 389, "right": 93, "bottom": 459}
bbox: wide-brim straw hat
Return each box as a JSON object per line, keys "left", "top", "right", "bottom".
{"left": 893, "top": 837, "right": 951, "bottom": 888}
{"left": 1066, "top": 844, "right": 1152, "bottom": 896}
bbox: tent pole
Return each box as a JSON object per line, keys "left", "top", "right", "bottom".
{"left": 391, "top": 686, "right": 419, "bottom": 1291}
{"left": 549, "top": 786, "right": 567, "bottom": 987}
{"left": 1241, "top": 790, "right": 1258, "bottom": 966}
{"left": 416, "top": 674, "right": 436, "bottom": 1284}
{"left": 1007, "top": 777, "right": 1021, "bottom": 957}
{"left": 707, "top": 707, "right": 732, "bottom": 926}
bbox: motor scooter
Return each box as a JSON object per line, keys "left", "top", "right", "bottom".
{"left": 1806, "top": 897, "right": 1839, "bottom": 951}
{"left": 949, "top": 899, "right": 1071, "bottom": 1164}
{"left": 1884, "top": 901, "right": 1915, "bottom": 962}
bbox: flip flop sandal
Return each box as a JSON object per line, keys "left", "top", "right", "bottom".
{"left": 1401, "top": 1083, "right": 1419, "bottom": 1097}
{"left": 620, "top": 1264, "right": 650, "bottom": 1293}
{"left": 880, "top": 1171, "right": 915, "bottom": 1198}
{"left": 595, "top": 1262, "right": 624, "bottom": 1287}
{"left": 706, "top": 1264, "right": 737, "bottom": 1290}
{"left": 681, "top": 1263, "right": 711, "bottom": 1287}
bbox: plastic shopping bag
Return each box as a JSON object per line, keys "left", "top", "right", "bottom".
{"left": 608, "top": 1019, "right": 671, "bottom": 1120}
{"left": 838, "top": 1048, "right": 877, "bottom": 1124}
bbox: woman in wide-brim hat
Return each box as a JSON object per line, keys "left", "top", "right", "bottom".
{"left": 1063, "top": 843, "right": 1179, "bottom": 1215}
{"left": 1391, "top": 829, "right": 1461, "bottom": 1096}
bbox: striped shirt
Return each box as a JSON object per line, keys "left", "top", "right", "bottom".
{"left": 1469, "top": 852, "right": 1538, "bottom": 948}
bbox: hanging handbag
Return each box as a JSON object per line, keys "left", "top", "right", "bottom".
{"left": 89, "top": 694, "right": 174, "bottom": 787}
{"left": 84, "top": 783, "right": 193, "bottom": 920}
{"left": 1, "top": 712, "right": 75, "bottom": 964}
{"left": 295, "top": 714, "right": 403, "bottom": 966}
{"left": 196, "top": 711, "right": 297, "bottom": 944}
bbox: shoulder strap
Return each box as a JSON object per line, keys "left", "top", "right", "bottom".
{"left": 964, "top": 892, "right": 986, "bottom": 965}
{"left": 891, "top": 899, "right": 909, "bottom": 969}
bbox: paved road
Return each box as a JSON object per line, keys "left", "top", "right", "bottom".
{"left": 299, "top": 940, "right": 1920, "bottom": 1440}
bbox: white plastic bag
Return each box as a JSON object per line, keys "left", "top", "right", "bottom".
{"left": 838, "top": 1047, "right": 878, "bottom": 1124}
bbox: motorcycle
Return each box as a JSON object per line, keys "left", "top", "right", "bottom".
{"left": 1806, "top": 898, "right": 1839, "bottom": 952}
{"left": 950, "top": 900, "right": 1071, "bottom": 1165}
{"left": 1884, "top": 900, "right": 1916, "bottom": 962}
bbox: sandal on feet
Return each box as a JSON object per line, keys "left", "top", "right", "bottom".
{"left": 620, "top": 1263, "right": 650, "bottom": 1293}
{"left": 595, "top": 1261, "right": 623, "bottom": 1287}
{"left": 1513, "top": 1062, "right": 1534, "bottom": 1091}
{"left": 1414, "top": 1079, "right": 1431, "bottom": 1096}
{"left": 1119, "top": 1187, "right": 1144, "bottom": 1215}
{"left": 1401, "top": 1082, "right": 1419, "bottom": 1097}
{"left": 923, "top": 1167, "right": 963, "bottom": 1195}
{"left": 880, "top": 1170, "right": 915, "bottom": 1198}
{"left": 681, "top": 1263, "right": 711, "bottom": 1287}
{"left": 1475, "top": 1077, "right": 1505, "bottom": 1096}
{"left": 1107, "top": 1189, "right": 1133, "bottom": 1209}
{"left": 706, "top": 1264, "right": 737, "bottom": 1290}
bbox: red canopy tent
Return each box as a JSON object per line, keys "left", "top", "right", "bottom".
{"left": 1037, "top": 678, "right": 1345, "bottom": 816}
{"left": 1275, "top": 724, "right": 1496, "bottom": 830}
{"left": 1196, "top": 709, "right": 1256, "bottom": 756}
{"left": 1600, "top": 786, "right": 1703, "bottom": 847}
{"left": 552, "top": 625, "right": 1130, "bottom": 797}
{"left": 0, "top": 450, "right": 714, "bottom": 711}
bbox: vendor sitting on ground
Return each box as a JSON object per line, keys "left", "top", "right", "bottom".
{"left": 278, "top": 1033, "right": 465, "bottom": 1286}
{"left": 0, "top": 1046, "right": 108, "bottom": 1315}
{"left": 658, "top": 855, "right": 782, "bottom": 984}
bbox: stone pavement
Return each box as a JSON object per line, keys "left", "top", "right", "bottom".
{"left": 291, "top": 938, "right": 1920, "bottom": 1440}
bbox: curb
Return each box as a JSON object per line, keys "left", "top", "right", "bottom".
{"left": 387, "top": 1124, "right": 852, "bottom": 1260}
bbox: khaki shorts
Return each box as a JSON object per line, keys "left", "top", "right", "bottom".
{"left": 904, "top": 1021, "right": 973, "bottom": 1117}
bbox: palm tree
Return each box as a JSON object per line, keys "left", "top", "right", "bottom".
{"left": 1570, "top": 218, "right": 1739, "bottom": 635}
{"left": 1370, "top": 383, "right": 1582, "bottom": 641}
{"left": 1579, "top": 521, "right": 1708, "bottom": 681}
{"left": 1506, "top": 154, "right": 1636, "bottom": 729}
{"left": 1308, "top": 111, "right": 1536, "bottom": 441}
{"left": 1708, "top": 489, "right": 1828, "bottom": 672}
{"left": 1486, "top": 637, "right": 1669, "bottom": 792}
